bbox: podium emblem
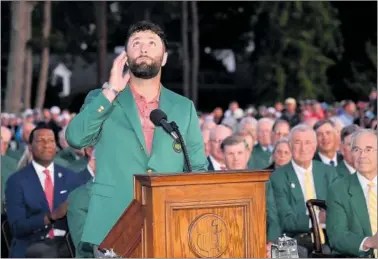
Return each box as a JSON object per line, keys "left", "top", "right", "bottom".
{"left": 188, "top": 213, "right": 229, "bottom": 258}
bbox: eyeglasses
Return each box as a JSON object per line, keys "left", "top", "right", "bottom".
{"left": 351, "top": 146, "right": 377, "bottom": 155}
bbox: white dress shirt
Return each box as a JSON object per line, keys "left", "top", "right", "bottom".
{"left": 357, "top": 173, "right": 377, "bottom": 251}
{"left": 209, "top": 155, "right": 226, "bottom": 171}
{"left": 344, "top": 161, "right": 356, "bottom": 174}
{"left": 318, "top": 152, "right": 338, "bottom": 167}
{"left": 31, "top": 160, "right": 66, "bottom": 237}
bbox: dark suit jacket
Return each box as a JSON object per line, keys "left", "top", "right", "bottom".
{"left": 207, "top": 157, "right": 215, "bottom": 171}
{"left": 313, "top": 152, "right": 343, "bottom": 166}
{"left": 5, "top": 163, "right": 90, "bottom": 258}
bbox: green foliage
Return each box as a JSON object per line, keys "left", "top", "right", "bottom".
{"left": 344, "top": 41, "right": 377, "bottom": 96}
{"left": 249, "top": 1, "right": 344, "bottom": 103}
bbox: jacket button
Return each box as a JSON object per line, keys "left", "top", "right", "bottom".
{"left": 147, "top": 169, "right": 152, "bottom": 174}
{"left": 140, "top": 146, "right": 144, "bottom": 150}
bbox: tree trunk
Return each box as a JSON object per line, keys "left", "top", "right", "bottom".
{"left": 181, "top": 1, "right": 190, "bottom": 98}
{"left": 5, "top": 2, "right": 28, "bottom": 113}
{"left": 35, "top": 0, "right": 52, "bottom": 109}
{"left": 23, "top": 2, "right": 36, "bottom": 109}
{"left": 95, "top": 1, "right": 107, "bottom": 87}
{"left": 190, "top": 1, "right": 199, "bottom": 107}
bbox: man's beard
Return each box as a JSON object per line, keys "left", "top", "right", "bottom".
{"left": 128, "top": 56, "right": 162, "bottom": 79}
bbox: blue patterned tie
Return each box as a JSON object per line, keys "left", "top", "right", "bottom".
{"left": 330, "top": 160, "right": 335, "bottom": 167}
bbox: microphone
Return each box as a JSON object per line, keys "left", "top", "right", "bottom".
{"left": 150, "top": 109, "right": 178, "bottom": 140}
{"left": 150, "top": 109, "right": 192, "bottom": 172}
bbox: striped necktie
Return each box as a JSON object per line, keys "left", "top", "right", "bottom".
{"left": 304, "top": 170, "right": 325, "bottom": 244}
{"left": 367, "top": 182, "right": 377, "bottom": 257}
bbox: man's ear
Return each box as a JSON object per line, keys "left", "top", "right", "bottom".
{"left": 161, "top": 52, "right": 168, "bottom": 67}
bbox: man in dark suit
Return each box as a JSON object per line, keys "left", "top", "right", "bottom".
{"left": 5, "top": 124, "right": 90, "bottom": 258}
{"left": 336, "top": 125, "right": 359, "bottom": 177}
{"left": 270, "top": 124, "right": 339, "bottom": 257}
{"left": 313, "top": 119, "right": 343, "bottom": 167}
{"left": 207, "top": 125, "right": 232, "bottom": 171}
{"left": 327, "top": 129, "right": 377, "bottom": 257}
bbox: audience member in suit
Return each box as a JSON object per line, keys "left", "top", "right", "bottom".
{"left": 248, "top": 118, "right": 274, "bottom": 169}
{"left": 336, "top": 124, "right": 359, "bottom": 177}
{"left": 220, "top": 136, "right": 281, "bottom": 257}
{"left": 313, "top": 119, "right": 343, "bottom": 167}
{"left": 67, "top": 147, "right": 96, "bottom": 258}
{"left": 11, "top": 123, "right": 36, "bottom": 167}
{"left": 270, "top": 120, "right": 290, "bottom": 147}
{"left": 269, "top": 124, "right": 339, "bottom": 257}
{"left": 207, "top": 125, "right": 232, "bottom": 171}
{"left": 265, "top": 138, "right": 292, "bottom": 170}
{"left": 1, "top": 127, "right": 18, "bottom": 211}
{"left": 201, "top": 129, "right": 211, "bottom": 157}
{"left": 236, "top": 131, "right": 254, "bottom": 161}
{"left": 327, "top": 129, "right": 377, "bottom": 257}
{"left": 5, "top": 124, "right": 90, "bottom": 258}
{"left": 238, "top": 117, "right": 258, "bottom": 146}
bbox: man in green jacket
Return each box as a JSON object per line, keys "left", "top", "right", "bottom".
{"left": 67, "top": 147, "right": 95, "bottom": 257}
{"left": 269, "top": 124, "right": 339, "bottom": 257}
{"left": 66, "top": 21, "right": 207, "bottom": 248}
{"left": 327, "top": 129, "right": 377, "bottom": 257}
{"left": 336, "top": 124, "right": 359, "bottom": 177}
{"left": 248, "top": 118, "right": 274, "bottom": 169}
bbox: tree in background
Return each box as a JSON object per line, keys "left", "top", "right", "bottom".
{"left": 249, "top": 1, "right": 343, "bottom": 103}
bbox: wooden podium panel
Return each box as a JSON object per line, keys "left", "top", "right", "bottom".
{"left": 99, "top": 171, "right": 270, "bottom": 258}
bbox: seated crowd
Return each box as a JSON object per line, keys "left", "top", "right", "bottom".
{"left": 0, "top": 98, "right": 377, "bottom": 258}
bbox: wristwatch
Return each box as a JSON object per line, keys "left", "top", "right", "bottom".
{"left": 102, "top": 82, "right": 120, "bottom": 96}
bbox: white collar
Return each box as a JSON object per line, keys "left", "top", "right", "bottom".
{"left": 291, "top": 160, "right": 313, "bottom": 174}
{"left": 357, "top": 172, "right": 377, "bottom": 189}
{"left": 343, "top": 160, "right": 356, "bottom": 174}
{"left": 318, "top": 152, "right": 338, "bottom": 166}
{"left": 32, "top": 160, "right": 54, "bottom": 174}
{"left": 209, "top": 155, "right": 225, "bottom": 170}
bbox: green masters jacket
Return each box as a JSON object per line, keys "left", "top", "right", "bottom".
{"left": 326, "top": 173, "right": 375, "bottom": 257}
{"left": 1, "top": 155, "right": 18, "bottom": 212}
{"left": 67, "top": 179, "right": 94, "bottom": 258}
{"left": 248, "top": 144, "right": 271, "bottom": 169}
{"left": 335, "top": 160, "right": 355, "bottom": 178}
{"left": 269, "top": 160, "right": 339, "bottom": 237}
{"left": 66, "top": 86, "right": 208, "bottom": 246}
{"left": 267, "top": 180, "right": 282, "bottom": 242}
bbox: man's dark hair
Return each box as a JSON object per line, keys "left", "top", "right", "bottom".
{"left": 29, "top": 123, "right": 54, "bottom": 144}
{"left": 272, "top": 119, "right": 290, "bottom": 133}
{"left": 313, "top": 119, "right": 335, "bottom": 132}
{"left": 221, "top": 135, "right": 247, "bottom": 152}
{"left": 340, "top": 124, "right": 359, "bottom": 143}
{"left": 125, "top": 21, "right": 168, "bottom": 50}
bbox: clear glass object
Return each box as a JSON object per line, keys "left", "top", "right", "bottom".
{"left": 271, "top": 234, "right": 299, "bottom": 258}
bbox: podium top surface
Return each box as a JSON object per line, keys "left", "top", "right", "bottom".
{"left": 134, "top": 170, "right": 271, "bottom": 187}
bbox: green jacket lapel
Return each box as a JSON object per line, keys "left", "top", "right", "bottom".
{"left": 286, "top": 163, "right": 305, "bottom": 203}
{"left": 148, "top": 87, "right": 175, "bottom": 169}
{"left": 312, "top": 162, "right": 326, "bottom": 200}
{"left": 116, "top": 87, "right": 147, "bottom": 154}
{"left": 348, "top": 174, "right": 372, "bottom": 236}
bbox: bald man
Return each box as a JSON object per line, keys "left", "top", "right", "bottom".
{"left": 207, "top": 125, "right": 233, "bottom": 170}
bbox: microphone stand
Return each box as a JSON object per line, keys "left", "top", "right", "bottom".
{"left": 170, "top": 122, "right": 192, "bottom": 172}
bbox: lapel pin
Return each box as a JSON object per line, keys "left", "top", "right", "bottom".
{"left": 291, "top": 183, "right": 295, "bottom": 188}
{"left": 58, "top": 172, "right": 63, "bottom": 178}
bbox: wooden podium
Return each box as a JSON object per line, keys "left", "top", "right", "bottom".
{"left": 99, "top": 171, "right": 270, "bottom": 258}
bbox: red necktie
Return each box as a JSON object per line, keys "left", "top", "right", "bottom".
{"left": 43, "top": 169, "right": 55, "bottom": 238}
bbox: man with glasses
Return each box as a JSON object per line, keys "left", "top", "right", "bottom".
{"left": 207, "top": 125, "right": 233, "bottom": 170}
{"left": 271, "top": 119, "right": 290, "bottom": 147}
{"left": 327, "top": 129, "right": 377, "bottom": 257}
